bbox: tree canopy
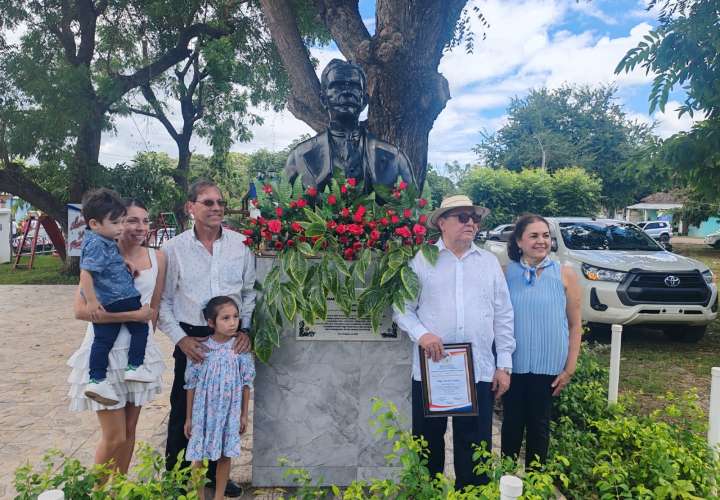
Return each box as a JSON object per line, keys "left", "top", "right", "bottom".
{"left": 616, "top": 0, "right": 720, "bottom": 207}
{"left": 474, "top": 85, "right": 666, "bottom": 213}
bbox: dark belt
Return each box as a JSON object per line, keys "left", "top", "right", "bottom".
{"left": 179, "top": 322, "right": 212, "bottom": 338}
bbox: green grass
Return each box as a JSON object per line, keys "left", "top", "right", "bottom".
{"left": 0, "top": 255, "right": 77, "bottom": 285}
{"left": 593, "top": 242, "right": 720, "bottom": 416}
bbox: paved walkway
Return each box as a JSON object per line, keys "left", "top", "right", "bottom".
{"left": 0, "top": 285, "right": 501, "bottom": 498}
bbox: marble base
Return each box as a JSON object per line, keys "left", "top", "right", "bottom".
{"left": 252, "top": 258, "right": 413, "bottom": 487}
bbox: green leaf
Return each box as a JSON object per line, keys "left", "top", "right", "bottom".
{"left": 297, "top": 241, "right": 315, "bottom": 257}
{"left": 281, "top": 291, "right": 297, "bottom": 323}
{"left": 400, "top": 265, "right": 420, "bottom": 300}
{"left": 303, "top": 206, "right": 326, "bottom": 225}
{"left": 353, "top": 248, "right": 372, "bottom": 285}
{"left": 387, "top": 250, "right": 405, "bottom": 270}
{"left": 420, "top": 243, "right": 439, "bottom": 265}
{"left": 380, "top": 266, "right": 399, "bottom": 286}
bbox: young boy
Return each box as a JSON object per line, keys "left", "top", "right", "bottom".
{"left": 80, "top": 188, "right": 153, "bottom": 406}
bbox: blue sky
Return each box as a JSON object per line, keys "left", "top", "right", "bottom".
{"left": 99, "top": 0, "right": 700, "bottom": 170}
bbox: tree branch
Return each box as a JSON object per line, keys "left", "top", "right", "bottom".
{"left": 315, "top": 0, "right": 371, "bottom": 62}
{"left": 138, "top": 85, "right": 180, "bottom": 143}
{"left": 0, "top": 162, "right": 66, "bottom": 228}
{"left": 107, "top": 23, "right": 233, "bottom": 111}
{"left": 76, "top": 0, "right": 98, "bottom": 65}
{"left": 259, "top": 0, "right": 326, "bottom": 132}
{"left": 48, "top": 0, "right": 78, "bottom": 64}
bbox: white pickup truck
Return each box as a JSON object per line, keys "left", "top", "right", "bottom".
{"left": 484, "top": 217, "right": 718, "bottom": 342}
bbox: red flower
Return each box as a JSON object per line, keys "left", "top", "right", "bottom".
{"left": 403, "top": 238, "right": 412, "bottom": 246}
{"left": 327, "top": 194, "right": 337, "bottom": 205}
{"left": 275, "top": 207, "right": 283, "bottom": 217}
{"left": 290, "top": 201, "right": 298, "bottom": 209}
{"left": 327, "top": 220, "right": 337, "bottom": 230}
{"left": 391, "top": 215, "right": 400, "bottom": 224}
{"left": 348, "top": 224, "right": 364, "bottom": 236}
{"left": 386, "top": 209, "right": 395, "bottom": 216}
{"left": 267, "top": 219, "right": 282, "bottom": 234}
{"left": 368, "top": 221, "right": 377, "bottom": 230}
{"left": 263, "top": 184, "right": 273, "bottom": 194}
{"left": 413, "top": 224, "right": 427, "bottom": 236}
{"left": 242, "top": 229, "right": 254, "bottom": 236}
{"left": 336, "top": 224, "right": 347, "bottom": 235}
{"left": 306, "top": 187, "right": 318, "bottom": 197}
{"left": 249, "top": 218, "right": 258, "bottom": 225}
{"left": 275, "top": 241, "right": 284, "bottom": 250}
{"left": 343, "top": 247, "right": 355, "bottom": 260}
{"left": 415, "top": 236, "right": 424, "bottom": 245}
{"left": 341, "top": 207, "right": 350, "bottom": 218}
{"left": 291, "top": 222, "right": 303, "bottom": 233}
{"left": 339, "top": 235, "right": 349, "bottom": 245}
{"left": 261, "top": 230, "right": 271, "bottom": 240}
{"left": 395, "top": 226, "right": 412, "bottom": 238}
{"left": 347, "top": 178, "right": 357, "bottom": 187}
{"left": 252, "top": 199, "right": 259, "bottom": 207}
{"left": 296, "top": 198, "right": 307, "bottom": 208}
{"left": 352, "top": 241, "right": 363, "bottom": 250}
{"left": 353, "top": 205, "right": 367, "bottom": 222}
{"left": 419, "top": 214, "right": 428, "bottom": 224}
{"left": 299, "top": 236, "right": 307, "bottom": 242}
{"left": 243, "top": 237, "right": 254, "bottom": 246}
{"left": 340, "top": 185, "right": 348, "bottom": 194}
{"left": 393, "top": 191, "right": 401, "bottom": 199}
{"left": 258, "top": 216, "right": 267, "bottom": 225}
{"left": 370, "top": 229, "right": 381, "bottom": 240}
{"left": 287, "top": 239, "right": 295, "bottom": 247}
{"left": 403, "top": 208, "right": 412, "bottom": 218}
{"left": 379, "top": 217, "right": 389, "bottom": 225}
{"left": 418, "top": 198, "right": 428, "bottom": 208}
{"left": 398, "top": 181, "right": 408, "bottom": 190}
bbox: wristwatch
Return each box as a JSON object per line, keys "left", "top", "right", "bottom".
{"left": 499, "top": 367, "right": 512, "bottom": 375}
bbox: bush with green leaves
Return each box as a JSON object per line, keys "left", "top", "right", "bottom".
{"left": 13, "top": 444, "right": 205, "bottom": 500}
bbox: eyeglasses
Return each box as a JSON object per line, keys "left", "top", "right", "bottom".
{"left": 449, "top": 212, "right": 481, "bottom": 224}
{"left": 196, "top": 199, "right": 227, "bottom": 208}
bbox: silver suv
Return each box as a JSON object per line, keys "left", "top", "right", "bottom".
{"left": 484, "top": 217, "right": 718, "bottom": 342}
{"left": 637, "top": 220, "right": 673, "bottom": 243}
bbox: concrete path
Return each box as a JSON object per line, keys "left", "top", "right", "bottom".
{"left": 0, "top": 285, "right": 501, "bottom": 498}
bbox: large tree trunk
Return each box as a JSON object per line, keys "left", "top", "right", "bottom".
{"left": 259, "top": 0, "right": 467, "bottom": 189}
{"left": 173, "top": 142, "right": 192, "bottom": 230}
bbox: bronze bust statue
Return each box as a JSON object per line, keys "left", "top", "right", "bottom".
{"left": 285, "top": 59, "right": 416, "bottom": 197}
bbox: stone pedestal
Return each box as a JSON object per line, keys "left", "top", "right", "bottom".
{"left": 252, "top": 257, "right": 413, "bottom": 487}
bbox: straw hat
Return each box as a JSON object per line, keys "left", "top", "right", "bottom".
{"left": 429, "top": 195, "right": 490, "bottom": 228}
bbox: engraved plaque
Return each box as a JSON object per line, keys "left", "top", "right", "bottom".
{"left": 296, "top": 296, "right": 398, "bottom": 341}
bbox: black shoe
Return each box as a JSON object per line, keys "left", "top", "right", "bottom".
{"left": 224, "top": 479, "right": 244, "bottom": 497}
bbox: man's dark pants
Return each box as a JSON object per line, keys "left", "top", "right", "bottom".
{"left": 411, "top": 380, "right": 493, "bottom": 489}
{"left": 165, "top": 323, "right": 217, "bottom": 482}
{"left": 501, "top": 373, "right": 555, "bottom": 466}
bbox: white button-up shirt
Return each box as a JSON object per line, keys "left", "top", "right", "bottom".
{"left": 393, "top": 239, "right": 515, "bottom": 383}
{"left": 159, "top": 228, "right": 256, "bottom": 344}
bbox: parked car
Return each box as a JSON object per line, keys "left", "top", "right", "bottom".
{"left": 484, "top": 217, "right": 718, "bottom": 342}
{"left": 486, "top": 223, "right": 515, "bottom": 242}
{"left": 705, "top": 230, "right": 720, "bottom": 249}
{"left": 637, "top": 220, "right": 673, "bottom": 242}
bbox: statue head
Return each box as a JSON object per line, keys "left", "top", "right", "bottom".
{"left": 320, "top": 59, "right": 368, "bottom": 123}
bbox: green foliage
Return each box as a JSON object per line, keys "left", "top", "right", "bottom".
{"left": 474, "top": 85, "right": 663, "bottom": 211}
{"left": 425, "top": 165, "right": 457, "bottom": 209}
{"left": 616, "top": 0, "right": 720, "bottom": 200}
{"left": 13, "top": 444, "right": 205, "bottom": 499}
{"left": 462, "top": 166, "right": 602, "bottom": 227}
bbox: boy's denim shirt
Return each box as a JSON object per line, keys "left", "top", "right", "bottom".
{"left": 80, "top": 230, "right": 140, "bottom": 305}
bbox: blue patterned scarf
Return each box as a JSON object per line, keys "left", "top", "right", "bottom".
{"left": 519, "top": 256, "right": 553, "bottom": 286}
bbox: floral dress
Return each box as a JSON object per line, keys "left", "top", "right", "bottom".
{"left": 184, "top": 337, "right": 255, "bottom": 461}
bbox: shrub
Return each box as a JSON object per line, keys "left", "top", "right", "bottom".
{"left": 13, "top": 444, "right": 205, "bottom": 499}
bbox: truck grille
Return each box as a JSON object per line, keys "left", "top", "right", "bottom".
{"left": 617, "top": 271, "right": 711, "bottom": 306}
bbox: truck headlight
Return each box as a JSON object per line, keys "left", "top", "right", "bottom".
{"left": 581, "top": 263, "right": 627, "bottom": 282}
{"left": 702, "top": 269, "right": 715, "bottom": 284}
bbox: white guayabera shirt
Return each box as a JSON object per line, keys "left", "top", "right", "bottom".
{"left": 159, "top": 228, "right": 257, "bottom": 344}
{"left": 393, "top": 239, "right": 515, "bottom": 383}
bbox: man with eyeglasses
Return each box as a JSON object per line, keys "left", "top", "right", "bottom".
{"left": 159, "top": 179, "right": 255, "bottom": 497}
{"left": 393, "top": 194, "right": 515, "bottom": 489}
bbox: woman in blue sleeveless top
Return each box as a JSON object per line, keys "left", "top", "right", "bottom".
{"left": 501, "top": 214, "right": 582, "bottom": 467}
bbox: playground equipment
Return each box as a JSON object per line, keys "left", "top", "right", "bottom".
{"left": 146, "top": 212, "right": 178, "bottom": 248}
{"left": 13, "top": 214, "right": 66, "bottom": 269}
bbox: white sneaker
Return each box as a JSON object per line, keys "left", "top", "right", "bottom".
{"left": 85, "top": 380, "right": 119, "bottom": 406}
{"left": 124, "top": 364, "right": 155, "bottom": 383}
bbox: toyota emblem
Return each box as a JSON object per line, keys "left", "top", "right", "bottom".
{"left": 664, "top": 275, "right": 681, "bottom": 287}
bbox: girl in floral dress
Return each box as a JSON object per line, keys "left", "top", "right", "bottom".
{"left": 184, "top": 296, "right": 255, "bottom": 500}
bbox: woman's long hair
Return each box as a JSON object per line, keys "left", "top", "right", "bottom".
{"left": 507, "top": 214, "right": 550, "bottom": 262}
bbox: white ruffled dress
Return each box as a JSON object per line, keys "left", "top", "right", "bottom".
{"left": 67, "top": 248, "right": 166, "bottom": 411}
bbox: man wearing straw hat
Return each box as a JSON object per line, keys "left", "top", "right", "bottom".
{"left": 393, "top": 194, "right": 515, "bottom": 488}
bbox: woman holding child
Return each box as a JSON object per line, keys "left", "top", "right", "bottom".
{"left": 501, "top": 214, "right": 582, "bottom": 467}
{"left": 67, "top": 193, "right": 167, "bottom": 473}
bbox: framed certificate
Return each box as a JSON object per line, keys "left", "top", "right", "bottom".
{"left": 419, "top": 343, "right": 478, "bottom": 417}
